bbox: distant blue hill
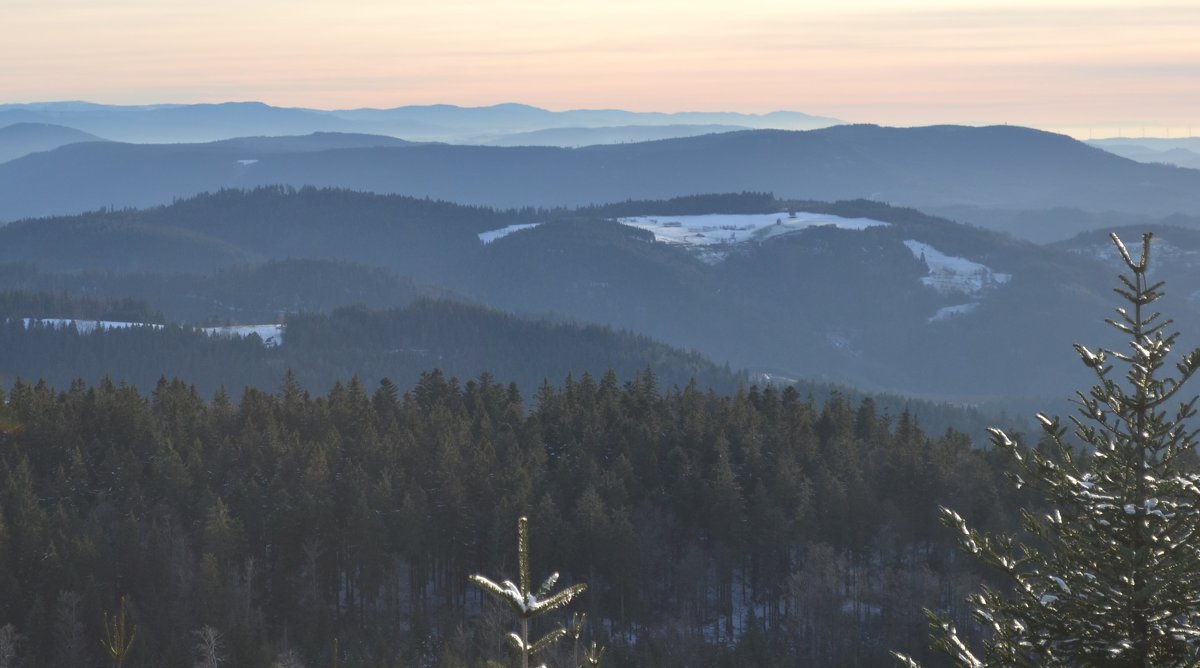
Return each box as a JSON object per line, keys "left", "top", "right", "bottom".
{"left": 0, "top": 122, "right": 105, "bottom": 163}
{"left": 0, "top": 101, "right": 840, "bottom": 144}
{"left": 479, "top": 124, "right": 749, "bottom": 147}
{"left": 1, "top": 124, "right": 1197, "bottom": 223}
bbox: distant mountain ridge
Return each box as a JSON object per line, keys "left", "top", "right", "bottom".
{"left": 0, "top": 122, "right": 105, "bottom": 163}
{"left": 0, "top": 100, "right": 840, "bottom": 144}
{"left": 478, "top": 123, "right": 749, "bottom": 147}
{"left": 199, "top": 132, "right": 415, "bottom": 153}
{"left": 2, "top": 124, "right": 1199, "bottom": 223}
{"left": 1089, "top": 138, "right": 1200, "bottom": 170}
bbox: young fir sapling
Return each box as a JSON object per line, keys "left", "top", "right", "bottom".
{"left": 470, "top": 516, "right": 589, "bottom": 668}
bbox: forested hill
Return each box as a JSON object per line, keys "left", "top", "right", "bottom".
{"left": 0, "top": 189, "right": 780, "bottom": 278}
{"left": 0, "top": 187, "right": 535, "bottom": 280}
{"left": 0, "top": 188, "right": 1161, "bottom": 400}
{"left": 0, "top": 122, "right": 105, "bottom": 164}
{"left": 2, "top": 124, "right": 1199, "bottom": 221}
{"left": 0, "top": 369, "right": 1020, "bottom": 667}
{"left": 0, "top": 290, "right": 164, "bottom": 324}
{"left": 0, "top": 258, "right": 456, "bottom": 324}
{"left": 0, "top": 299, "right": 744, "bottom": 396}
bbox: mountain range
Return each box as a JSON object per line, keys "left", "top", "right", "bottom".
{"left": 1088, "top": 137, "right": 1200, "bottom": 170}
{"left": 478, "top": 124, "right": 748, "bottom": 147}
{"left": 5, "top": 187, "right": 1193, "bottom": 405}
{"left": 2, "top": 109, "right": 1200, "bottom": 409}
{"left": 0, "top": 101, "right": 839, "bottom": 144}
{"left": 2, "top": 124, "right": 1199, "bottom": 229}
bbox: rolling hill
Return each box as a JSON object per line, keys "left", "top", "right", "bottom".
{"left": 2, "top": 124, "right": 1198, "bottom": 224}
{"left": 478, "top": 123, "right": 749, "bottom": 147}
{"left": 0, "top": 298, "right": 747, "bottom": 397}
{"left": 0, "top": 188, "right": 1171, "bottom": 402}
{"left": 0, "top": 122, "right": 105, "bottom": 163}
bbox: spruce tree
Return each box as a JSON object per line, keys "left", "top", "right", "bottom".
{"left": 102, "top": 595, "right": 137, "bottom": 668}
{"left": 897, "top": 233, "right": 1200, "bottom": 667}
{"left": 470, "top": 516, "right": 587, "bottom": 668}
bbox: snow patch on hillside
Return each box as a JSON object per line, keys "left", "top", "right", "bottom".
{"left": 203, "top": 324, "right": 284, "bottom": 346}
{"left": 903, "top": 240, "right": 1011, "bottom": 297}
{"left": 478, "top": 223, "right": 542, "bottom": 244}
{"left": 476, "top": 212, "right": 889, "bottom": 260}
{"left": 620, "top": 212, "right": 888, "bottom": 244}
{"left": 21, "top": 318, "right": 163, "bottom": 333}
{"left": 929, "top": 303, "right": 980, "bottom": 323}
{"left": 18, "top": 318, "right": 284, "bottom": 346}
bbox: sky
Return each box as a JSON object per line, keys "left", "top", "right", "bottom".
{"left": 3, "top": 0, "right": 1198, "bottom": 136}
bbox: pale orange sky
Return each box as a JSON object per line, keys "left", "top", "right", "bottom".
{"left": 4, "top": 0, "right": 1198, "bottom": 135}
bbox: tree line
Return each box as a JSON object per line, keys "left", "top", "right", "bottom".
{"left": 0, "top": 368, "right": 1027, "bottom": 666}
{"left": 0, "top": 299, "right": 745, "bottom": 401}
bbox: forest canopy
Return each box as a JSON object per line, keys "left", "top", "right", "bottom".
{"left": 0, "top": 369, "right": 1022, "bottom": 667}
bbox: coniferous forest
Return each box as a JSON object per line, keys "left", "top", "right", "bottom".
{"left": 5, "top": 191, "right": 1200, "bottom": 667}
{"left": 0, "top": 368, "right": 1026, "bottom": 667}
{"left": 5, "top": 0, "right": 1200, "bottom": 663}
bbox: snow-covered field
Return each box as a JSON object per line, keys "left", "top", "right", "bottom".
{"left": 903, "top": 240, "right": 1011, "bottom": 298}
{"left": 18, "top": 318, "right": 284, "bottom": 347}
{"left": 201, "top": 324, "right": 284, "bottom": 346}
{"left": 476, "top": 212, "right": 890, "bottom": 262}
{"left": 478, "top": 223, "right": 542, "bottom": 244}
{"left": 616, "top": 212, "right": 889, "bottom": 262}
{"left": 21, "top": 318, "right": 163, "bottom": 333}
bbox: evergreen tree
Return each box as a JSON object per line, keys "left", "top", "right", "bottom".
{"left": 470, "top": 517, "right": 587, "bottom": 668}
{"left": 102, "top": 596, "right": 137, "bottom": 668}
{"left": 0, "top": 625, "right": 20, "bottom": 668}
{"left": 897, "top": 233, "right": 1200, "bottom": 666}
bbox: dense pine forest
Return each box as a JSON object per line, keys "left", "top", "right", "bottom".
{"left": 0, "top": 369, "right": 1027, "bottom": 666}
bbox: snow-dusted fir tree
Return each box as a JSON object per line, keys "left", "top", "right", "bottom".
{"left": 897, "top": 233, "right": 1200, "bottom": 667}
{"left": 471, "top": 516, "right": 588, "bottom": 668}
{"left": 103, "top": 596, "right": 137, "bottom": 668}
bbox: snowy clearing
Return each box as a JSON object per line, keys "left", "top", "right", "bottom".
{"left": 21, "top": 318, "right": 164, "bottom": 334}
{"left": 478, "top": 223, "right": 542, "bottom": 244}
{"left": 617, "top": 212, "right": 889, "bottom": 261}
{"left": 903, "top": 240, "right": 1011, "bottom": 297}
{"left": 18, "top": 318, "right": 284, "bottom": 347}
{"left": 201, "top": 324, "right": 284, "bottom": 347}
{"left": 929, "top": 303, "right": 980, "bottom": 323}
{"left": 475, "top": 213, "right": 889, "bottom": 260}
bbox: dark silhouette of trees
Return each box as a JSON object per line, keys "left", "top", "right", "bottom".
{"left": 0, "top": 366, "right": 1019, "bottom": 665}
